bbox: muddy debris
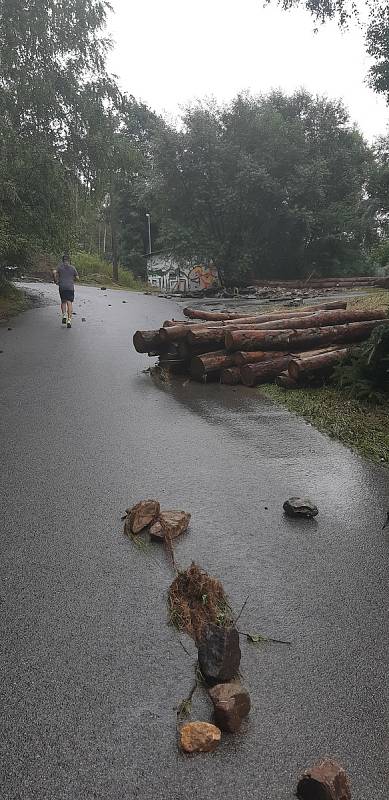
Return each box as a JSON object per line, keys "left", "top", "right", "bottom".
{"left": 150, "top": 510, "right": 191, "bottom": 542}
{"left": 123, "top": 499, "right": 160, "bottom": 535}
{"left": 208, "top": 680, "right": 250, "bottom": 732}
{"left": 168, "top": 563, "right": 233, "bottom": 641}
{"left": 180, "top": 721, "right": 221, "bottom": 753}
{"left": 198, "top": 623, "right": 241, "bottom": 684}
{"left": 296, "top": 759, "right": 351, "bottom": 800}
{"left": 283, "top": 497, "right": 319, "bottom": 519}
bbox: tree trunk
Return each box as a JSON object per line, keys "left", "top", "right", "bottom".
{"left": 187, "top": 328, "right": 227, "bottom": 347}
{"left": 240, "top": 356, "right": 293, "bottom": 386}
{"left": 225, "top": 319, "right": 387, "bottom": 352}
{"left": 249, "top": 308, "right": 385, "bottom": 331}
{"left": 110, "top": 188, "right": 119, "bottom": 283}
{"left": 133, "top": 330, "right": 165, "bottom": 353}
{"left": 178, "top": 341, "right": 222, "bottom": 360}
{"left": 275, "top": 371, "right": 298, "bottom": 388}
{"left": 288, "top": 349, "right": 348, "bottom": 381}
{"left": 233, "top": 350, "right": 290, "bottom": 366}
{"left": 183, "top": 300, "right": 347, "bottom": 321}
{"left": 190, "top": 351, "right": 236, "bottom": 380}
{"left": 220, "top": 367, "right": 242, "bottom": 384}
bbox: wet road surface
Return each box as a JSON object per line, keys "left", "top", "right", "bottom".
{"left": 1, "top": 283, "right": 389, "bottom": 800}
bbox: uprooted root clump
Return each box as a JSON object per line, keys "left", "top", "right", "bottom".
{"left": 168, "top": 562, "right": 233, "bottom": 641}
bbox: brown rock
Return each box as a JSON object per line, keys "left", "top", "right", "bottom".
{"left": 198, "top": 624, "right": 241, "bottom": 683}
{"left": 150, "top": 510, "right": 191, "bottom": 542}
{"left": 208, "top": 680, "right": 251, "bottom": 732}
{"left": 296, "top": 759, "right": 351, "bottom": 800}
{"left": 180, "top": 721, "right": 221, "bottom": 753}
{"left": 124, "top": 500, "right": 160, "bottom": 535}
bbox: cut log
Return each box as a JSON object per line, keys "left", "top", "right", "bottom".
{"left": 177, "top": 341, "right": 223, "bottom": 360}
{"left": 187, "top": 328, "right": 227, "bottom": 347}
{"left": 182, "top": 300, "right": 347, "bottom": 321}
{"left": 220, "top": 367, "right": 242, "bottom": 384}
{"left": 190, "top": 351, "right": 236, "bottom": 379}
{"left": 249, "top": 308, "right": 386, "bottom": 331}
{"left": 240, "top": 356, "right": 293, "bottom": 386}
{"left": 288, "top": 348, "right": 348, "bottom": 381}
{"left": 275, "top": 371, "right": 298, "bottom": 388}
{"left": 296, "top": 759, "right": 351, "bottom": 800}
{"left": 124, "top": 500, "right": 160, "bottom": 535}
{"left": 133, "top": 330, "right": 166, "bottom": 353}
{"left": 233, "top": 350, "right": 290, "bottom": 365}
{"left": 150, "top": 510, "right": 191, "bottom": 542}
{"left": 225, "top": 319, "right": 388, "bottom": 352}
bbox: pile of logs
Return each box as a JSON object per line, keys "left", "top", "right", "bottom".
{"left": 133, "top": 300, "right": 388, "bottom": 388}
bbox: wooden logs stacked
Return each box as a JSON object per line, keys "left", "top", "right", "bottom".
{"left": 133, "top": 300, "right": 388, "bottom": 388}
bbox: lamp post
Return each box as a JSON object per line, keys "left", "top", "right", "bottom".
{"left": 146, "top": 213, "right": 152, "bottom": 256}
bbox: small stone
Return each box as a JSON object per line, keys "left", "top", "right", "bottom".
{"left": 100, "top": 286, "right": 107, "bottom": 290}
{"left": 82, "top": 317, "right": 86, "bottom": 322}
{"left": 122, "top": 300, "right": 127, "bottom": 303}
{"left": 296, "top": 759, "right": 351, "bottom": 800}
{"left": 198, "top": 624, "right": 241, "bottom": 683}
{"left": 283, "top": 497, "right": 318, "bottom": 518}
{"left": 7, "top": 327, "right": 12, "bottom": 331}
{"left": 208, "top": 680, "right": 251, "bottom": 732}
{"left": 180, "top": 722, "right": 221, "bottom": 753}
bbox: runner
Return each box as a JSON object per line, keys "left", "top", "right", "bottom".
{"left": 54, "top": 254, "right": 79, "bottom": 328}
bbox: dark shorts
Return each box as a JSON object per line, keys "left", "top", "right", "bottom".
{"left": 59, "top": 288, "right": 74, "bottom": 303}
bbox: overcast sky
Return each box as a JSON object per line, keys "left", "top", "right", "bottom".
{"left": 107, "top": 0, "right": 388, "bottom": 141}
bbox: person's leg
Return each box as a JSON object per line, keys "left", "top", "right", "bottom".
{"left": 60, "top": 297, "right": 67, "bottom": 323}
{"left": 66, "top": 300, "right": 73, "bottom": 327}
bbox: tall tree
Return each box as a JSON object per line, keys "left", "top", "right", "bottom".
{"left": 0, "top": 0, "right": 114, "bottom": 265}
{"left": 152, "top": 92, "right": 375, "bottom": 282}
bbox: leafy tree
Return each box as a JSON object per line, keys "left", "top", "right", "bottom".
{"left": 0, "top": 0, "right": 114, "bottom": 265}
{"left": 152, "top": 92, "right": 375, "bottom": 282}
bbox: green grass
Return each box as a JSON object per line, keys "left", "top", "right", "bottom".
{"left": 262, "top": 383, "right": 389, "bottom": 465}
{"left": 260, "top": 289, "right": 389, "bottom": 465}
{"left": 0, "top": 280, "right": 32, "bottom": 320}
{"left": 72, "top": 251, "right": 147, "bottom": 291}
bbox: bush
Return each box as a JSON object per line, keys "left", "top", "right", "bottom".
{"left": 72, "top": 251, "right": 145, "bottom": 290}
{"left": 333, "top": 321, "right": 389, "bottom": 403}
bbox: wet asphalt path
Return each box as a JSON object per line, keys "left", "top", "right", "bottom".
{"left": 1, "top": 283, "right": 389, "bottom": 800}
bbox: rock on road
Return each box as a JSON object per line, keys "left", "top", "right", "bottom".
{"left": 1, "top": 283, "right": 388, "bottom": 800}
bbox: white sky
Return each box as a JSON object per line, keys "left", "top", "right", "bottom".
{"left": 107, "top": 0, "right": 388, "bottom": 141}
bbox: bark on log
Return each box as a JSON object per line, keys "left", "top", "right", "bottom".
{"left": 288, "top": 348, "right": 348, "bottom": 381}
{"left": 296, "top": 759, "right": 351, "bottom": 800}
{"left": 133, "top": 330, "right": 165, "bottom": 353}
{"left": 248, "top": 308, "right": 385, "bottom": 331}
{"left": 220, "top": 367, "right": 242, "bottom": 384}
{"left": 225, "top": 319, "right": 387, "bottom": 351}
{"left": 233, "top": 350, "right": 290, "bottom": 365}
{"left": 187, "top": 328, "right": 227, "bottom": 347}
{"left": 275, "top": 371, "right": 298, "bottom": 388}
{"left": 190, "top": 351, "right": 236, "bottom": 379}
{"left": 182, "top": 301, "right": 347, "bottom": 322}
{"left": 240, "top": 356, "right": 293, "bottom": 386}
{"left": 178, "top": 341, "right": 223, "bottom": 360}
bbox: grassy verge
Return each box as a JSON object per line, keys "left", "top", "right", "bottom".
{"left": 72, "top": 252, "right": 147, "bottom": 291}
{"left": 0, "top": 281, "right": 32, "bottom": 321}
{"left": 260, "top": 290, "right": 389, "bottom": 465}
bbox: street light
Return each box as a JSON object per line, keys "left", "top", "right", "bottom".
{"left": 146, "top": 213, "right": 152, "bottom": 256}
